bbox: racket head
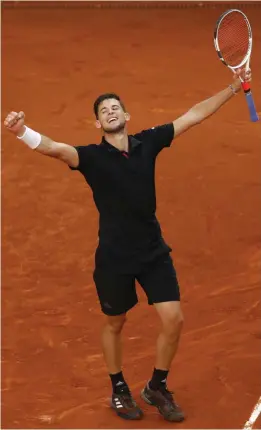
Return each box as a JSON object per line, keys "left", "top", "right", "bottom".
{"left": 214, "top": 9, "right": 252, "bottom": 70}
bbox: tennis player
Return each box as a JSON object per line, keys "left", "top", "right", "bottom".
{"left": 4, "top": 68, "right": 251, "bottom": 422}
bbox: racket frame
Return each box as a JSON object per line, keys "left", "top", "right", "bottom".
{"left": 214, "top": 8, "right": 252, "bottom": 72}
{"left": 214, "top": 8, "right": 259, "bottom": 122}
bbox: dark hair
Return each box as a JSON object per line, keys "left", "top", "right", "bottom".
{"left": 93, "top": 93, "right": 126, "bottom": 119}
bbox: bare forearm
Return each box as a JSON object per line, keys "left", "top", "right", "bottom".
{"left": 190, "top": 84, "right": 238, "bottom": 124}
{"left": 173, "top": 78, "right": 244, "bottom": 137}
{"left": 17, "top": 125, "right": 58, "bottom": 156}
{"left": 5, "top": 111, "right": 79, "bottom": 167}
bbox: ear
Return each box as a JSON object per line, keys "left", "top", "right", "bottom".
{"left": 95, "top": 119, "right": 101, "bottom": 129}
{"left": 125, "top": 112, "right": 131, "bottom": 122}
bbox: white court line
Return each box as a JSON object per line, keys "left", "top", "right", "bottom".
{"left": 243, "top": 396, "right": 261, "bottom": 429}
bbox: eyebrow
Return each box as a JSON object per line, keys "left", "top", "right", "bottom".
{"left": 100, "top": 104, "right": 120, "bottom": 112}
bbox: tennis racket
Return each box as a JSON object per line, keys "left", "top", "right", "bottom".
{"left": 214, "top": 9, "right": 259, "bottom": 122}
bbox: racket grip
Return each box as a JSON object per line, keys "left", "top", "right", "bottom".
{"left": 242, "top": 82, "right": 259, "bottom": 122}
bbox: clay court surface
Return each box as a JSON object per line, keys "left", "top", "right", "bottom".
{"left": 2, "top": 1, "right": 261, "bottom": 428}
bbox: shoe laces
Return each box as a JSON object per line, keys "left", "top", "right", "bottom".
{"left": 118, "top": 389, "right": 136, "bottom": 408}
{"left": 159, "top": 386, "right": 177, "bottom": 406}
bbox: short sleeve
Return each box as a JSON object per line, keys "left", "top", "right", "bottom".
{"left": 133, "top": 123, "right": 174, "bottom": 156}
{"left": 69, "top": 145, "right": 93, "bottom": 172}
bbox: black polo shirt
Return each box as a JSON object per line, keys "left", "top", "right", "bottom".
{"left": 70, "top": 123, "right": 174, "bottom": 273}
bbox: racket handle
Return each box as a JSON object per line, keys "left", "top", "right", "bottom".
{"left": 242, "top": 82, "right": 259, "bottom": 122}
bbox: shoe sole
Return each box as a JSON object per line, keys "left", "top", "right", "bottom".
{"left": 141, "top": 389, "right": 154, "bottom": 405}
{"left": 140, "top": 389, "right": 185, "bottom": 422}
{"left": 110, "top": 402, "right": 143, "bottom": 420}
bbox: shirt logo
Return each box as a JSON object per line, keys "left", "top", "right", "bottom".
{"left": 103, "top": 302, "right": 112, "bottom": 309}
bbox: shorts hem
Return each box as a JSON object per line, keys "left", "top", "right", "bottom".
{"left": 149, "top": 297, "right": 180, "bottom": 305}
{"left": 101, "top": 300, "right": 138, "bottom": 316}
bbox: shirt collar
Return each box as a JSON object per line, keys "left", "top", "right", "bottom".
{"left": 100, "top": 135, "right": 141, "bottom": 153}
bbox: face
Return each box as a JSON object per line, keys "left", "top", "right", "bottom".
{"left": 95, "top": 98, "right": 130, "bottom": 133}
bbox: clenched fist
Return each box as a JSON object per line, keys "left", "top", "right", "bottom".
{"left": 4, "top": 111, "right": 26, "bottom": 136}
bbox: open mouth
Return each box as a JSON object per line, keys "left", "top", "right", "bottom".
{"left": 108, "top": 117, "right": 118, "bottom": 124}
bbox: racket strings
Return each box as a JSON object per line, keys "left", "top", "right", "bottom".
{"left": 218, "top": 13, "right": 250, "bottom": 67}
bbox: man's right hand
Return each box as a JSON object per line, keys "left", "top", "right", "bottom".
{"left": 4, "top": 111, "right": 26, "bottom": 136}
{"left": 4, "top": 110, "right": 79, "bottom": 168}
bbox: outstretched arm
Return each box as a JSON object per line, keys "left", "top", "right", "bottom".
{"left": 173, "top": 68, "right": 252, "bottom": 138}
{"left": 4, "top": 111, "right": 79, "bottom": 168}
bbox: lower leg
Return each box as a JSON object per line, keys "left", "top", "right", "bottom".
{"left": 103, "top": 315, "right": 143, "bottom": 420}
{"left": 102, "top": 322, "right": 123, "bottom": 374}
{"left": 101, "top": 314, "right": 129, "bottom": 393}
{"left": 149, "top": 331, "right": 182, "bottom": 390}
{"left": 141, "top": 302, "right": 185, "bottom": 422}
{"left": 155, "top": 327, "right": 182, "bottom": 369}
{"left": 150, "top": 302, "right": 183, "bottom": 390}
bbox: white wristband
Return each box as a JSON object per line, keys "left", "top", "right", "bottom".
{"left": 17, "top": 126, "right": 42, "bottom": 149}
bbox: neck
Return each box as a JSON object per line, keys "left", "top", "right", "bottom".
{"left": 103, "top": 129, "right": 129, "bottom": 152}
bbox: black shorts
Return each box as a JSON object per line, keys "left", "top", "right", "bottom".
{"left": 93, "top": 253, "right": 180, "bottom": 316}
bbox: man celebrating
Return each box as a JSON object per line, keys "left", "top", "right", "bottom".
{"left": 4, "top": 68, "right": 251, "bottom": 422}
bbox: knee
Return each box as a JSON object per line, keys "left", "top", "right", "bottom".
{"left": 106, "top": 314, "right": 127, "bottom": 334}
{"left": 162, "top": 310, "right": 184, "bottom": 339}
